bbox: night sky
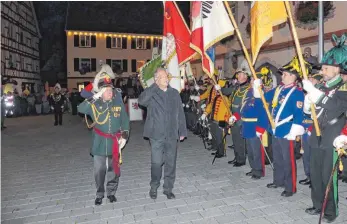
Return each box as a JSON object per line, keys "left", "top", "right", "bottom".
{"left": 34, "top": 1, "right": 190, "bottom": 84}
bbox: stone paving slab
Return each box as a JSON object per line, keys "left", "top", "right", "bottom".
{"left": 1, "top": 115, "right": 347, "bottom": 224}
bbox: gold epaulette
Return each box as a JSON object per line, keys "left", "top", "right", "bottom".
{"left": 338, "top": 83, "right": 347, "bottom": 91}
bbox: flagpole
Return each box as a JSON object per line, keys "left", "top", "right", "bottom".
{"left": 223, "top": 1, "right": 275, "bottom": 129}
{"left": 318, "top": 1, "right": 324, "bottom": 62}
{"left": 284, "top": 1, "right": 321, "bottom": 137}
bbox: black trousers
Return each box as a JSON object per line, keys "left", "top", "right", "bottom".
{"left": 310, "top": 148, "right": 339, "bottom": 219}
{"left": 210, "top": 122, "right": 224, "bottom": 156}
{"left": 231, "top": 125, "right": 246, "bottom": 163}
{"left": 94, "top": 155, "right": 119, "bottom": 197}
{"left": 71, "top": 103, "right": 78, "bottom": 115}
{"left": 54, "top": 111, "right": 63, "bottom": 125}
{"left": 272, "top": 137, "right": 297, "bottom": 193}
{"left": 246, "top": 137, "right": 265, "bottom": 177}
{"left": 149, "top": 138, "right": 178, "bottom": 193}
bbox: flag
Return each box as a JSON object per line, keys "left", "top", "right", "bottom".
{"left": 191, "top": 1, "right": 234, "bottom": 76}
{"left": 162, "top": 1, "right": 196, "bottom": 92}
{"left": 251, "top": 1, "right": 288, "bottom": 64}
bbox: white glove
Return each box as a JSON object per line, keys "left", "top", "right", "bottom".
{"left": 118, "top": 138, "right": 127, "bottom": 150}
{"left": 303, "top": 80, "right": 324, "bottom": 103}
{"left": 194, "top": 85, "right": 200, "bottom": 91}
{"left": 253, "top": 79, "right": 262, "bottom": 98}
{"left": 193, "top": 96, "right": 200, "bottom": 102}
{"left": 200, "top": 114, "right": 207, "bottom": 120}
{"left": 214, "top": 85, "right": 221, "bottom": 91}
{"left": 190, "top": 95, "right": 195, "bottom": 100}
{"left": 61, "top": 106, "right": 64, "bottom": 109}
{"left": 51, "top": 106, "right": 54, "bottom": 110}
{"left": 228, "top": 116, "right": 237, "bottom": 125}
{"left": 93, "top": 88, "right": 106, "bottom": 100}
{"left": 285, "top": 124, "right": 305, "bottom": 140}
{"left": 333, "top": 135, "right": 347, "bottom": 149}
{"left": 182, "top": 103, "right": 185, "bottom": 107}
{"left": 303, "top": 95, "right": 312, "bottom": 114}
{"left": 200, "top": 104, "right": 206, "bottom": 109}
{"left": 185, "top": 104, "right": 190, "bottom": 108}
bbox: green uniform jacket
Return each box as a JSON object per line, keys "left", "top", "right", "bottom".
{"left": 78, "top": 90, "right": 130, "bottom": 156}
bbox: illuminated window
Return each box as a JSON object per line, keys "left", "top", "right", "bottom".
{"left": 80, "top": 35, "right": 91, "bottom": 47}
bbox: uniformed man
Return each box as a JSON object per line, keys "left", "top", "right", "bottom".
{"left": 228, "top": 68, "right": 271, "bottom": 178}
{"left": 216, "top": 60, "right": 251, "bottom": 167}
{"left": 303, "top": 34, "right": 347, "bottom": 222}
{"left": 49, "top": 83, "right": 65, "bottom": 126}
{"left": 78, "top": 71, "right": 130, "bottom": 206}
{"left": 299, "top": 72, "right": 323, "bottom": 187}
{"left": 200, "top": 80, "right": 230, "bottom": 158}
{"left": 253, "top": 56, "right": 311, "bottom": 197}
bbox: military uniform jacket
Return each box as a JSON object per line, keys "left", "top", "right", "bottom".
{"left": 204, "top": 94, "right": 230, "bottom": 123}
{"left": 222, "top": 82, "right": 250, "bottom": 126}
{"left": 49, "top": 93, "right": 65, "bottom": 110}
{"left": 199, "top": 85, "right": 216, "bottom": 105}
{"left": 265, "top": 83, "right": 304, "bottom": 138}
{"left": 77, "top": 89, "right": 130, "bottom": 156}
{"left": 239, "top": 89, "right": 268, "bottom": 139}
{"left": 309, "top": 78, "right": 347, "bottom": 150}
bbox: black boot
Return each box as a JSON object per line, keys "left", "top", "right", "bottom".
{"left": 107, "top": 195, "right": 117, "bottom": 203}
{"left": 95, "top": 197, "right": 103, "bottom": 206}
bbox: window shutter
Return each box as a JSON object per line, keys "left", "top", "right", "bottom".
{"left": 106, "top": 37, "right": 111, "bottom": 48}
{"left": 131, "top": 38, "right": 136, "bottom": 49}
{"left": 91, "top": 58, "right": 96, "bottom": 71}
{"left": 74, "top": 35, "right": 79, "bottom": 47}
{"left": 122, "top": 37, "right": 127, "bottom": 49}
{"left": 122, "top": 59, "right": 128, "bottom": 72}
{"left": 91, "top": 36, "right": 96, "bottom": 47}
{"left": 131, "top": 59, "right": 137, "bottom": 72}
{"left": 106, "top": 59, "right": 111, "bottom": 66}
{"left": 159, "top": 39, "right": 162, "bottom": 49}
{"left": 146, "top": 39, "right": 151, "bottom": 50}
{"left": 74, "top": 58, "right": 79, "bottom": 71}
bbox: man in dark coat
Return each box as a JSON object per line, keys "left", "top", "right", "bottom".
{"left": 49, "top": 83, "right": 65, "bottom": 126}
{"left": 138, "top": 68, "right": 187, "bottom": 200}
{"left": 69, "top": 88, "right": 80, "bottom": 115}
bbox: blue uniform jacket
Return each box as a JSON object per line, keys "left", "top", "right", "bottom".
{"left": 240, "top": 89, "right": 269, "bottom": 139}
{"left": 265, "top": 84, "right": 305, "bottom": 138}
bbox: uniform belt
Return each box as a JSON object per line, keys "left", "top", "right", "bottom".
{"left": 241, "top": 118, "right": 257, "bottom": 122}
{"left": 303, "top": 119, "right": 313, "bottom": 124}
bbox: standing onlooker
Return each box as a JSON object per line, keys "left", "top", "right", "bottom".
{"left": 35, "top": 91, "right": 43, "bottom": 115}
{"left": 69, "top": 88, "right": 80, "bottom": 115}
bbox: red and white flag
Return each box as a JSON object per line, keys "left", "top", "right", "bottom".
{"left": 190, "top": 1, "right": 234, "bottom": 76}
{"left": 162, "top": 1, "right": 195, "bottom": 91}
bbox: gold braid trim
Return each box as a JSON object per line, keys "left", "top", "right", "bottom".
{"left": 84, "top": 104, "right": 110, "bottom": 128}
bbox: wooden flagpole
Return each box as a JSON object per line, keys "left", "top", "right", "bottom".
{"left": 284, "top": 1, "right": 321, "bottom": 137}
{"left": 223, "top": 1, "right": 275, "bottom": 129}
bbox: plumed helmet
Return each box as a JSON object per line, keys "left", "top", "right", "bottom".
{"left": 54, "top": 83, "right": 61, "bottom": 91}
{"left": 93, "top": 64, "right": 115, "bottom": 93}
{"left": 321, "top": 33, "right": 347, "bottom": 72}
{"left": 256, "top": 66, "right": 273, "bottom": 88}
{"left": 235, "top": 59, "right": 251, "bottom": 76}
{"left": 279, "top": 56, "right": 312, "bottom": 78}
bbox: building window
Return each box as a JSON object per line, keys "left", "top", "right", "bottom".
{"left": 16, "top": 33, "right": 20, "bottom": 42}
{"left": 27, "top": 38, "right": 31, "bottom": 47}
{"left": 80, "top": 58, "right": 91, "bottom": 72}
{"left": 136, "top": 38, "right": 146, "bottom": 49}
{"left": 111, "top": 37, "right": 122, "bottom": 49}
{"left": 111, "top": 60, "right": 122, "bottom": 73}
{"left": 153, "top": 38, "right": 162, "bottom": 48}
{"left": 80, "top": 35, "right": 91, "bottom": 47}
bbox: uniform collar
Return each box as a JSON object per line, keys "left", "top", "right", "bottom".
{"left": 282, "top": 82, "right": 295, "bottom": 89}
{"left": 325, "top": 75, "right": 342, "bottom": 88}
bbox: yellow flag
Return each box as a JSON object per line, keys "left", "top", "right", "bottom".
{"left": 251, "top": 1, "right": 288, "bottom": 64}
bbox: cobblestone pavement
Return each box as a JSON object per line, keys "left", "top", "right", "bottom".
{"left": 1, "top": 115, "right": 347, "bottom": 224}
